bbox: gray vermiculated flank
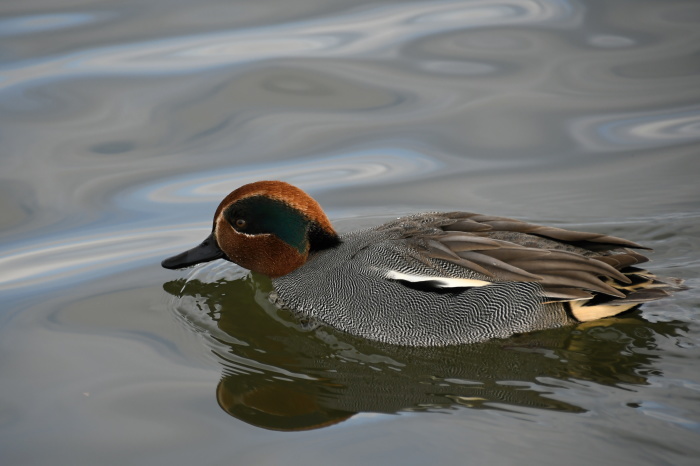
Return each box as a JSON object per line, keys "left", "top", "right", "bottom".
{"left": 272, "top": 213, "right": 573, "bottom": 347}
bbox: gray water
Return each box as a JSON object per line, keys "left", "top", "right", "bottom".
{"left": 1, "top": 0, "right": 699, "bottom": 464}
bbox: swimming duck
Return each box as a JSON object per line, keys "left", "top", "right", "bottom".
{"left": 162, "top": 180, "right": 684, "bottom": 346}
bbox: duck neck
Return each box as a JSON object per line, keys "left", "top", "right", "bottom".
{"left": 308, "top": 221, "right": 341, "bottom": 252}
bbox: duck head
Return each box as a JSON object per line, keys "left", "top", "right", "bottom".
{"left": 162, "top": 181, "right": 340, "bottom": 277}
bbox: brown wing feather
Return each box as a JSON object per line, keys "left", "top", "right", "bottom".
{"left": 404, "top": 213, "right": 654, "bottom": 300}
{"left": 378, "top": 211, "right": 685, "bottom": 323}
{"left": 443, "top": 213, "right": 650, "bottom": 250}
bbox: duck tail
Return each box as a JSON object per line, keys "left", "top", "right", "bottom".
{"left": 567, "top": 267, "right": 687, "bottom": 322}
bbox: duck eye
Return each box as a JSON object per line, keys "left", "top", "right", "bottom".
{"left": 234, "top": 218, "right": 247, "bottom": 230}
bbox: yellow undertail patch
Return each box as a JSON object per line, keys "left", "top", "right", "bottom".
{"left": 568, "top": 300, "right": 638, "bottom": 322}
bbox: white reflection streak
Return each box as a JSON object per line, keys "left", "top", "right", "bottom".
{"left": 0, "top": 0, "right": 573, "bottom": 89}
{"left": 0, "top": 226, "right": 205, "bottom": 290}
{"left": 628, "top": 113, "right": 700, "bottom": 141}
{"left": 140, "top": 149, "right": 441, "bottom": 205}
{"left": 570, "top": 108, "right": 700, "bottom": 151}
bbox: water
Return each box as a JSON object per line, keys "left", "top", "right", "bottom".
{"left": 1, "top": 0, "right": 699, "bottom": 464}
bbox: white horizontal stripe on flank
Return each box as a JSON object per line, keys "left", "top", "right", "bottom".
{"left": 385, "top": 270, "right": 491, "bottom": 288}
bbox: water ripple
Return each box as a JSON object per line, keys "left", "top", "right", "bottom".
{"left": 570, "top": 106, "right": 700, "bottom": 151}
{"left": 0, "top": 0, "right": 574, "bottom": 88}
{"left": 0, "top": 12, "right": 112, "bottom": 37}
{"left": 0, "top": 225, "right": 201, "bottom": 292}
{"left": 138, "top": 148, "right": 442, "bottom": 206}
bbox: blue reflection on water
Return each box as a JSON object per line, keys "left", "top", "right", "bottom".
{"left": 137, "top": 148, "right": 442, "bottom": 205}
{"left": 0, "top": 0, "right": 575, "bottom": 88}
{"left": 0, "top": 226, "right": 185, "bottom": 293}
{"left": 571, "top": 106, "right": 700, "bottom": 151}
{"left": 0, "top": 13, "right": 110, "bottom": 37}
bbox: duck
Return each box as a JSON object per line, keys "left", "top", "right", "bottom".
{"left": 162, "top": 180, "right": 685, "bottom": 346}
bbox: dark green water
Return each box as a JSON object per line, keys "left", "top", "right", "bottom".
{"left": 1, "top": 0, "right": 699, "bottom": 464}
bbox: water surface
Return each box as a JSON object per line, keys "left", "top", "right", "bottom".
{"left": 1, "top": 0, "right": 699, "bottom": 464}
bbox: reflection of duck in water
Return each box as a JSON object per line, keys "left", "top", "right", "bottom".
{"left": 164, "top": 274, "right": 686, "bottom": 431}
{"left": 162, "top": 180, "right": 685, "bottom": 346}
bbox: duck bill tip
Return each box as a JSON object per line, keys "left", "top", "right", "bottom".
{"left": 161, "top": 233, "right": 224, "bottom": 270}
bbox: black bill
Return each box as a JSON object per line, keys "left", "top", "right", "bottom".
{"left": 161, "top": 232, "right": 225, "bottom": 269}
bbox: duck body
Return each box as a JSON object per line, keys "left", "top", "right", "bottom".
{"left": 162, "top": 181, "right": 684, "bottom": 347}
{"left": 271, "top": 216, "right": 570, "bottom": 346}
